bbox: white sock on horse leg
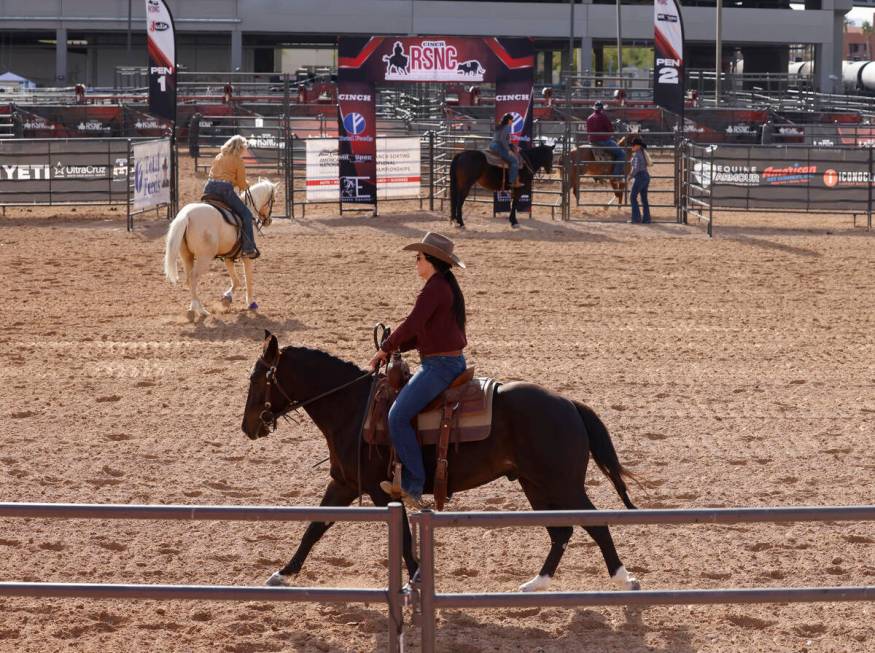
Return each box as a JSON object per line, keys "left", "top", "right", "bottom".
{"left": 519, "top": 574, "right": 551, "bottom": 592}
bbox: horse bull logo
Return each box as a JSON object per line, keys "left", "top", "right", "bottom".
{"left": 457, "top": 60, "right": 485, "bottom": 76}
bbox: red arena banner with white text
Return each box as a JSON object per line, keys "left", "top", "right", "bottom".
{"left": 339, "top": 36, "right": 533, "bottom": 208}
{"left": 145, "top": 0, "right": 177, "bottom": 123}
{"left": 653, "top": 0, "right": 685, "bottom": 116}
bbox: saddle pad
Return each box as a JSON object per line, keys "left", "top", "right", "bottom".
{"left": 484, "top": 150, "right": 510, "bottom": 169}
{"left": 200, "top": 196, "right": 241, "bottom": 228}
{"left": 363, "top": 376, "right": 499, "bottom": 446}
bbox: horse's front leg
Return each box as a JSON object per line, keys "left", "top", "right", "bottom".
{"left": 241, "top": 257, "right": 258, "bottom": 311}
{"left": 509, "top": 192, "right": 520, "bottom": 229}
{"left": 222, "top": 258, "right": 242, "bottom": 307}
{"left": 266, "top": 479, "right": 358, "bottom": 586}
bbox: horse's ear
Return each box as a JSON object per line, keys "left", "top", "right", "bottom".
{"left": 262, "top": 331, "right": 279, "bottom": 361}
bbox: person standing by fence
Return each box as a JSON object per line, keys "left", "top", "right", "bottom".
{"left": 628, "top": 136, "right": 652, "bottom": 224}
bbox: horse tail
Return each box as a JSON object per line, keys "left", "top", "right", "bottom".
{"left": 164, "top": 210, "right": 189, "bottom": 284}
{"left": 573, "top": 400, "right": 639, "bottom": 509}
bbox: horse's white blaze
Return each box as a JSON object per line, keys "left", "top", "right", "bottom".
{"left": 611, "top": 565, "right": 640, "bottom": 590}
{"left": 266, "top": 571, "right": 289, "bottom": 587}
{"left": 519, "top": 574, "right": 551, "bottom": 592}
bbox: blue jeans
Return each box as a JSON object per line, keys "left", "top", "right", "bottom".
{"left": 489, "top": 143, "right": 519, "bottom": 185}
{"left": 204, "top": 179, "right": 256, "bottom": 251}
{"left": 593, "top": 139, "right": 625, "bottom": 178}
{"left": 630, "top": 172, "right": 651, "bottom": 223}
{"left": 388, "top": 354, "right": 466, "bottom": 498}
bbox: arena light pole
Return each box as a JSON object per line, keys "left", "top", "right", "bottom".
{"left": 715, "top": 0, "right": 722, "bottom": 105}
{"left": 568, "top": 0, "right": 575, "bottom": 102}
{"left": 616, "top": 0, "right": 623, "bottom": 83}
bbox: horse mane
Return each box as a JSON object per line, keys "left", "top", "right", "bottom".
{"left": 280, "top": 346, "right": 367, "bottom": 379}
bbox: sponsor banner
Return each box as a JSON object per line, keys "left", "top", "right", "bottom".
{"left": 653, "top": 0, "right": 685, "bottom": 115}
{"left": 305, "top": 137, "right": 421, "bottom": 202}
{"left": 0, "top": 139, "right": 129, "bottom": 203}
{"left": 376, "top": 137, "right": 421, "bottom": 199}
{"left": 337, "top": 80, "right": 377, "bottom": 205}
{"left": 339, "top": 37, "right": 533, "bottom": 84}
{"left": 146, "top": 0, "right": 177, "bottom": 123}
{"left": 493, "top": 79, "right": 533, "bottom": 213}
{"left": 690, "top": 144, "right": 874, "bottom": 209}
{"left": 132, "top": 139, "right": 172, "bottom": 211}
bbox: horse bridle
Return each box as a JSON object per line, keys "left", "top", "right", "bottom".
{"left": 245, "top": 187, "right": 275, "bottom": 229}
{"left": 253, "top": 351, "right": 374, "bottom": 433}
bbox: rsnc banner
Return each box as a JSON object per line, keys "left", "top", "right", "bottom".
{"left": 653, "top": 0, "right": 685, "bottom": 115}
{"left": 132, "top": 138, "right": 171, "bottom": 211}
{"left": 146, "top": 0, "right": 177, "bottom": 123}
{"left": 306, "top": 137, "right": 420, "bottom": 202}
{"left": 337, "top": 81, "right": 377, "bottom": 205}
{"left": 339, "top": 37, "right": 533, "bottom": 84}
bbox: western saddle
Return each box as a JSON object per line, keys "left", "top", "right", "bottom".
{"left": 200, "top": 193, "right": 259, "bottom": 260}
{"left": 363, "top": 352, "right": 498, "bottom": 510}
{"left": 484, "top": 149, "right": 524, "bottom": 190}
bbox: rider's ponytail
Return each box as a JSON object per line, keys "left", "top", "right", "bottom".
{"left": 425, "top": 254, "right": 466, "bottom": 332}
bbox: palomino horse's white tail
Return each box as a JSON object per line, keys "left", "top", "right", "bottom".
{"left": 164, "top": 212, "right": 189, "bottom": 283}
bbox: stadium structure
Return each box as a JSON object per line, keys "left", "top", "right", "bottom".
{"left": 0, "top": 0, "right": 857, "bottom": 94}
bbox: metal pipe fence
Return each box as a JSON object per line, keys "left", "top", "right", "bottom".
{"left": 0, "top": 502, "right": 406, "bottom": 653}
{"left": 410, "top": 505, "right": 875, "bottom": 653}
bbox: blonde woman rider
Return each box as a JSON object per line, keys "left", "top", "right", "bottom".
{"left": 205, "top": 135, "right": 258, "bottom": 258}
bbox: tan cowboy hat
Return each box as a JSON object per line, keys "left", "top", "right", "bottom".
{"left": 402, "top": 232, "right": 466, "bottom": 269}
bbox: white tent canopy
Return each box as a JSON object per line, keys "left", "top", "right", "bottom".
{"left": 0, "top": 72, "right": 37, "bottom": 89}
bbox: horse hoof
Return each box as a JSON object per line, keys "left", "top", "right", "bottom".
{"left": 519, "top": 574, "right": 551, "bottom": 592}
{"left": 248, "top": 302, "right": 259, "bottom": 311}
{"left": 221, "top": 291, "right": 233, "bottom": 306}
{"left": 266, "top": 571, "right": 289, "bottom": 587}
{"left": 185, "top": 309, "right": 196, "bottom": 323}
{"left": 510, "top": 222, "right": 520, "bottom": 230}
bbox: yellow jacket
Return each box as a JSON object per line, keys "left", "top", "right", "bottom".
{"left": 208, "top": 151, "right": 249, "bottom": 190}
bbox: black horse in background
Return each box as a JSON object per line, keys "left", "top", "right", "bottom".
{"left": 241, "top": 330, "right": 642, "bottom": 594}
{"left": 449, "top": 143, "right": 555, "bottom": 229}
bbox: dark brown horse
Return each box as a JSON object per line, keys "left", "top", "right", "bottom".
{"left": 241, "top": 330, "right": 642, "bottom": 594}
{"left": 449, "top": 144, "right": 555, "bottom": 229}
{"left": 566, "top": 136, "right": 630, "bottom": 206}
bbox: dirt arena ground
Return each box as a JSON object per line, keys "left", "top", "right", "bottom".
{"left": 0, "top": 156, "right": 873, "bottom": 652}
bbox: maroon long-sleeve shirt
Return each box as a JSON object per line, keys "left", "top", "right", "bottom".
{"left": 586, "top": 111, "right": 614, "bottom": 143}
{"left": 381, "top": 273, "right": 467, "bottom": 356}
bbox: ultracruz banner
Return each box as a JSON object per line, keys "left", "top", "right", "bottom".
{"left": 146, "top": 0, "right": 177, "bottom": 123}
{"left": 653, "top": 0, "right": 685, "bottom": 116}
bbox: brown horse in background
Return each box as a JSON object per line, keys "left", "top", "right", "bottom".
{"left": 449, "top": 144, "right": 555, "bottom": 229}
{"left": 565, "top": 136, "right": 630, "bottom": 207}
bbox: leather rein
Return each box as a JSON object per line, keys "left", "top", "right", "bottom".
{"left": 244, "top": 186, "right": 275, "bottom": 230}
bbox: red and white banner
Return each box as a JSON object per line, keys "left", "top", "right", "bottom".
{"left": 653, "top": 0, "right": 685, "bottom": 116}
{"left": 146, "top": 0, "right": 177, "bottom": 123}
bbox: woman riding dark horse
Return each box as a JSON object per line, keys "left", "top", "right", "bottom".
{"left": 241, "top": 331, "right": 642, "bottom": 594}
{"left": 369, "top": 232, "right": 468, "bottom": 510}
{"left": 449, "top": 143, "right": 555, "bottom": 230}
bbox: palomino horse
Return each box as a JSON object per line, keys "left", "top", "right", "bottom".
{"left": 164, "top": 178, "right": 277, "bottom": 320}
{"left": 566, "top": 136, "right": 630, "bottom": 207}
{"left": 449, "top": 144, "right": 555, "bottom": 229}
{"left": 241, "top": 330, "right": 642, "bottom": 594}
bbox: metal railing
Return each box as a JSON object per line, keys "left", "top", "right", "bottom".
{"left": 0, "top": 501, "right": 406, "bottom": 652}
{"left": 410, "top": 505, "right": 875, "bottom": 653}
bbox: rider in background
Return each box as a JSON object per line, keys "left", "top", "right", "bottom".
{"left": 370, "top": 232, "right": 468, "bottom": 509}
{"left": 489, "top": 113, "right": 523, "bottom": 189}
{"left": 204, "top": 135, "right": 258, "bottom": 258}
{"left": 586, "top": 101, "right": 625, "bottom": 181}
